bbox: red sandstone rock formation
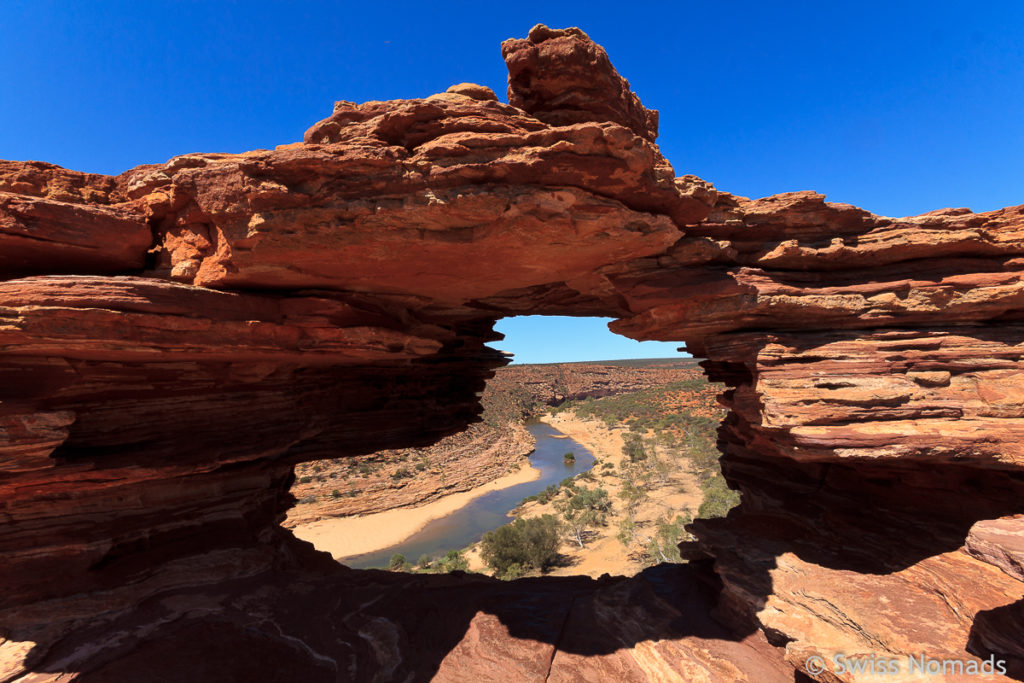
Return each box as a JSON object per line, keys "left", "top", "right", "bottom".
{"left": 1, "top": 23, "right": 1022, "bottom": 682}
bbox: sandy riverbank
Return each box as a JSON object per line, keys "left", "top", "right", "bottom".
{"left": 292, "top": 458, "right": 542, "bottom": 559}
{"left": 539, "top": 412, "right": 625, "bottom": 466}
{"left": 467, "top": 411, "right": 703, "bottom": 577}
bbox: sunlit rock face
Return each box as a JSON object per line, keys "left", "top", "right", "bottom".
{"left": 2, "top": 23, "right": 1023, "bottom": 682}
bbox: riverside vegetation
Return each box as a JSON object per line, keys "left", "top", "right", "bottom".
{"left": 382, "top": 367, "right": 739, "bottom": 579}
{"left": 285, "top": 359, "right": 699, "bottom": 526}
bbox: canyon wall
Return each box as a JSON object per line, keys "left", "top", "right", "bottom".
{"left": 1, "top": 24, "right": 1022, "bottom": 681}
{"left": 285, "top": 361, "right": 697, "bottom": 524}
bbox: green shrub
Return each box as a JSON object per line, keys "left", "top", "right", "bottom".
{"left": 645, "top": 514, "right": 691, "bottom": 565}
{"left": 617, "top": 476, "right": 647, "bottom": 520}
{"left": 501, "top": 563, "right": 526, "bottom": 580}
{"left": 557, "top": 485, "right": 611, "bottom": 548}
{"left": 391, "top": 466, "right": 412, "bottom": 481}
{"left": 389, "top": 553, "right": 407, "bottom": 571}
{"left": 480, "top": 514, "right": 561, "bottom": 576}
{"left": 535, "top": 484, "right": 559, "bottom": 504}
{"left": 622, "top": 433, "right": 647, "bottom": 462}
{"left": 697, "top": 474, "right": 740, "bottom": 518}
{"left": 331, "top": 489, "right": 341, "bottom": 498}
{"left": 298, "top": 476, "right": 312, "bottom": 484}
{"left": 617, "top": 518, "right": 637, "bottom": 547}
{"left": 435, "top": 549, "right": 469, "bottom": 573}
{"left": 563, "top": 451, "right": 576, "bottom": 463}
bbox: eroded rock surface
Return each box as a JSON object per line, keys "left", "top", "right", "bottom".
{"left": 2, "top": 23, "right": 1022, "bottom": 682}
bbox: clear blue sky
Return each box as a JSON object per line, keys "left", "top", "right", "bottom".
{"left": 4, "top": 1, "right": 1022, "bottom": 364}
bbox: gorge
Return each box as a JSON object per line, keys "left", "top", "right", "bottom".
{"left": 2, "top": 23, "right": 1023, "bottom": 682}
{"left": 333, "top": 420, "right": 595, "bottom": 571}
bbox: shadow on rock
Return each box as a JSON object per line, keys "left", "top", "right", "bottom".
{"left": 10, "top": 541, "right": 789, "bottom": 682}
{"left": 969, "top": 598, "right": 1024, "bottom": 681}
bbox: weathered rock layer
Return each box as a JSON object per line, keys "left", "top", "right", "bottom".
{"left": 1, "top": 23, "right": 1022, "bottom": 682}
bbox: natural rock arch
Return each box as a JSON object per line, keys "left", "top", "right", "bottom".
{"left": 1, "top": 24, "right": 1022, "bottom": 681}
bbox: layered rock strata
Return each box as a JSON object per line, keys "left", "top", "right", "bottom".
{"left": 1, "top": 22, "right": 1022, "bottom": 682}
{"left": 613, "top": 192, "right": 1024, "bottom": 678}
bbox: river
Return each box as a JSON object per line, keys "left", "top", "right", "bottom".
{"left": 340, "top": 421, "right": 596, "bottom": 569}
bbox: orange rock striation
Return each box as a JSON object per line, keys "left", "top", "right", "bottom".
{"left": 1, "top": 22, "right": 1022, "bottom": 682}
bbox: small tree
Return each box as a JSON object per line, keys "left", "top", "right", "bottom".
{"left": 536, "top": 483, "right": 559, "bottom": 504}
{"left": 502, "top": 563, "right": 526, "bottom": 581}
{"left": 648, "top": 452, "right": 672, "bottom": 486}
{"left": 480, "top": 515, "right": 561, "bottom": 576}
{"left": 617, "top": 473, "right": 648, "bottom": 521}
{"left": 563, "top": 451, "right": 576, "bottom": 464}
{"left": 684, "top": 427, "right": 720, "bottom": 475}
{"left": 519, "top": 515, "right": 563, "bottom": 569}
{"left": 644, "top": 514, "right": 691, "bottom": 565}
{"left": 427, "top": 549, "right": 469, "bottom": 573}
{"left": 697, "top": 475, "right": 740, "bottom": 518}
{"left": 389, "top": 553, "right": 407, "bottom": 571}
{"left": 617, "top": 517, "right": 637, "bottom": 548}
{"left": 481, "top": 522, "right": 530, "bottom": 575}
{"left": 622, "top": 433, "right": 647, "bottom": 462}
{"left": 556, "top": 485, "right": 611, "bottom": 548}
